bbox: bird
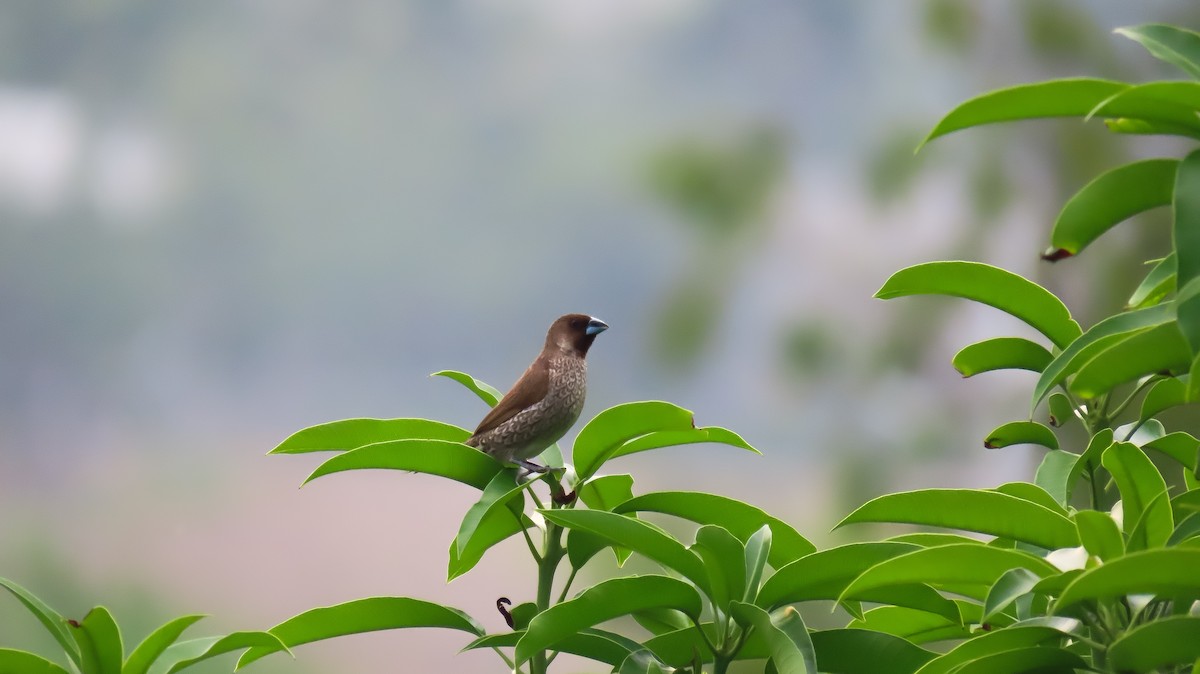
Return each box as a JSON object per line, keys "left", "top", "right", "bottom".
{"left": 465, "top": 313, "right": 608, "bottom": 473}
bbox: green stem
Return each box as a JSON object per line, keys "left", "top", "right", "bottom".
{"left": 1108, "top": 376, "right": 1161, "bottom": 421}
{"left": 530, "top": 516, "right": 564, "bottom": 674}
{"left": 556, "top": 567, "right": 579, "bottom": 604}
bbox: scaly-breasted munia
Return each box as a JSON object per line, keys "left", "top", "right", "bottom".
{"left": 465, "top": 313, "right": 608, "bottom": 471}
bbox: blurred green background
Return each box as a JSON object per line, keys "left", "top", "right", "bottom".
{"left": 2, "top": 2, "right": 1198, "bottom": 672}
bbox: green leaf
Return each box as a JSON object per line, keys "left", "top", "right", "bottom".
{"left": 1046, "top": 392, "right": 1076, "bottom": 427}
{"left": 270, "top": 418, "right": 468, "bottom": 454}
{"left": 983, "top": 568, "right": 1042, "bottom": 622}
{"left": 1109, "top": 616, "right": 1200, "bottom": 673}
{"left": 836, "top": 489, "right": 1078, "bottom": 550}
{"left": 951, "top": 647, "right": 1086, "bottom": 674}
{"left": 0, "top": 649, "right": 71, "bottom": 674}
{"left": 1086, "top": 84, "right": 1200, "bottom": 130}
{"left": 454, "top": 469, "right": 527, "bottom": 555}
{"left": 1104, "top": 441, "right": 1172, "bottom": 548}
{"left": 463, "top": 628, "right": 644, "bottom": 667}
{"left": 1145, "top": 432, "right": 1200, "bottom": 471}
{"left": 1034, "top": 451, "right": 1079, "bottom": 507}
{"left": 70, "top": 607, "right": 122, "bottom": 674}
{"left": 124, "top": 615, "right": 206, "bottom": 674}
{"left": 743, "top": 525, "right": 772, "bottom": 603}
{"left": 808, "top": 629, "right": 934, "bottom": 674}
{"left": 579, "top": 474, "right": 634, "bottom": 511}
{"left": 1116, "top": 24, "right": 1200, "bottom": 79}
{"left": 839, "top": 544, "right": 1059, "bottom": 604}
{"left": 911, "top": 625, "right": 1065, "bottom": 674}
{"left": 994, "top": 481, "right": 1067, "bottom": 517}
{"left": 888, "top": 533, "right": 984, "bottom": 548}
{"left": 730, "top": 603, "right": 816, "bottom": 674}
{"left": 1175, "top": 489, "right": 1200, "bottom": 518}
{"left": 608, "top": 426, "right": 760, "bottom": 464}
{"left": 876, "top": 262, "right": 1081, "bottom": 349}
{"left": 1074, "top": 510, "right": 1124, "bottom": 561}
{"left": 1046, "top": 159, "right": 1177, "bottom": 259}
{"left": 540, "top": 509, "right": 709, "bottom": 591}
{"left": 0, "top": 577, "right": 80, "bottom": 670}
{"left": 236, "top": 597, "right": 483, "bottom": 668}
{"left": 615, "top": 491, "right": 815, "bottom": 567}
{"left": 846, "top": 607, "right": 968, "bottom": 644}
{"left": 632, "top": 608, "right": 692, "bottom": 636}
{"left": 152, "top": 632, "right": 289, "bottom": 674}
{"left": 951, "top": 338, "right": 1052, "bottom": 377}
{"left": 983, "top": 422, "right": 1058, "bottom": 450}
{"left": 690, "top": 525, "right": 746, "bottom": 612}
{"left": 448, "top": 509, "right": 531, "bottom": 581}
{"left": 755, "top": 542, "right": 915, "bottom": 607}
{"left": 1032, "top": 302, "right": 1175, "bottom": 410}
{"left": 1143, "top": 377, "right": 1188, "bottom": 423}
{"left": 1105, "top": 117, "right": 1200, "bottom": 141}
{"left": 431, "top": 369, "right": 502, "bottom": 406}
{"left": 514, "top": 575, "right": 702, "bottom": 665}
{"left": 572, "top": 401, "right": 695, "bottom": 481}
{"left": 1129, "top": 254, "right": 1177, "bottom": 309}
{"left": 1069, "top": 322, "right": 1191, "bottom": 399}
{"left": 919, "top": 79, "right": 1129, "bottom": 148}
{"left": 304, "top": 439, "right": 502, "bottom": 490}
{"left": 1054, "top": 548, "right": 1200, "bottom": 611}
{"left": 1176, "top": 151, "right": 1200, "bottom": 351}
{"left": 1169, "top": 511, "right": 1200, "bottom": 546}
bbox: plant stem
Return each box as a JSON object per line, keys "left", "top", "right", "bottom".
{"left": 530, "top": 516, "right": 564, "bottom": 674}
{"left": 1108, "top": 376, "right": 1161, "bottom": 421}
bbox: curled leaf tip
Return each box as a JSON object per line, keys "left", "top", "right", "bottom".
{"left": 984, "top": 440, "right": 998, "bottom": 449}
{"left": 1041, "top": 248, "right": 1073, "bottom": 262}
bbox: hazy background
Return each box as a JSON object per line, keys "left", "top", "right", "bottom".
{"left": 2, "top": 2, "right": 1197, "bottom": 672}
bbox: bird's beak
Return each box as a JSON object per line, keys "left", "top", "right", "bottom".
{"left": 586, "top": 317, "right": 609, "bottom": 335}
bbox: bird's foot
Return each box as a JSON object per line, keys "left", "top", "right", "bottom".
{"left": 515, "top": 460, "right": 549, "bottom": 476}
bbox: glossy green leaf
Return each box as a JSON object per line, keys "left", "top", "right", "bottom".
{"left": 615, "top": 491, "right": 815, "bottom": 567}
{"left": 755, "top": 542, "right": 917, "bottom": 608}
{"left": 983, "top": 422, "right": 1058, "bottom": 450}
{"left": 270, "top": 418, "right": 468, "bottom": 454}
{"left": 448, "top": 507, "right": 531, "bottom": 581}
{"left": 70, "top": 607, "right": 122, "bottom": 674}
{"left": 236, "top": 597, "right": 483, "bottom": 668}
{"left": 540, "top": 509, "right": 708, "bottom": 590}
{"left": 1032, "top": 302, "right": 1174, "bottom": 410}
{"left": 836, "top": 489, "right": 1078, "bottom": 550}
{"left": 454, "top": 469, "right": 526, "bottom": 555}
{"left": 125, "top": 615, "right": 206, "bottom": 674}
{"left": 1169, "top": 511, "right": 1200, "bottom": 546}
{"left": 690, "top": 525, "right": 745, "bottom": 612}
{"left": 154, "top": 632, "right": 288, "bottom": 674}
{"left": 807, "top": 629, "right": 934, "bottom": 674}
{"left": 1129, "top": 254, "right": 1177, "bottom": 309}
{"left": 608, "top": 426, "right": 760, "bottom": 464}
{"left": 463, "top": 628, "right": 643, "bottom": 667}
{"left": 0, "top": 578, "right": 79, "bottom": 669}
{"left": 579, "top": 474, "right": 634, "bottom": 511}
{"left": 911, "top": 625, "right": 1065, "bottom": 674}
{"left": 1054, "top": 548, "right": 1200, "bottom": 611}
{"left": 632, "top": 608, "right": 692, "bottom": 636}
{"left": 1174, "top": 489, "right": 1200, "bottom": 518}
{"left": 514, "top": 575, "right": 702, "bottom": 664}
{"left": 1069, "top": 322, "right": 1191, "bottom": 398}
{"left": 1116, "top": 24, "right": 1200, "bottom": 79}
{"left": 1046, "top": 393, "right": 1076, "bottom": 427}
{"left": 1074, "top": 510, "right": 1124, "bottom": 561}
{"left": 1104, "top": 117, "right": 1200, "bottom": 140}
{"left": 730, "top": 603, "right": 816, "bottom": 674}
{"left": 1144, "top": 432, "right": 1200, "bottom": 471}
{"left": 1104, "top": 441, "right": 1172, "bottom": 548}
{"left": 1109, "top": 616, "right": 1200, "bottom": 673}
{"left": 572, "top": 401, "right": 695, "bottom": 481}
{"left": 1046, "top": 159, "right": 1177, "bottom": 259}
{"left": 1143, "top": 377, "right": 1188, "bottom": 422}
{"left": 1177, "top": 153, "right": 1200, "bottom": 289}
{"left": 888, "top": 532, "right": 984, "bottom": 547}
{"left": 983, "top": 568, "right": 1041, "bottom": 622}
{"left": 304, "top": 439, "right": 502, "bottom": 490}
{"left": 1086, "top": 84, "right": 1200, "bottom": 129}
{"left": 840, "top": 544, "right": 1058, "bottom": 604}
{"left": 431, "top": 369, "right": 502, "bottom": 406}
{"left": 1034, "top": 451, "right": 1078, "bottom": 507}
{"left": 919, "top": 79, "right": 1129, "bottom": 148}
{"left": 743, "top": 525, "right": 772, "bottom": 603}
{"left": 951, "top": 646, "right": 1085, "bottom": 674}
{"left": 846, "top": 607, "right": 968, "bottom": 644}
{"left": 993, "top": 481, "right": 1068, "bottom": 516}
{"left": 876, "top": 262, "right": 1080, "bottom": 348}
{"left": 951, "top": 338, "right": 1052, "bottom": 377}
{"left": 0, "top": 649, "right": 71, "bottom": 674}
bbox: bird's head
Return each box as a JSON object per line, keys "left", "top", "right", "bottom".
{"left": 547, "top": 313, "right": 608, "bottom": 357}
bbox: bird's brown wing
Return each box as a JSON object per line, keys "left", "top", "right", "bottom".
{"left": 470, "top": 356, "right": 551, "bottom": 437}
